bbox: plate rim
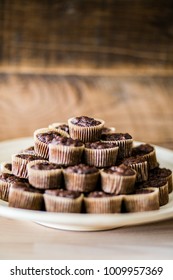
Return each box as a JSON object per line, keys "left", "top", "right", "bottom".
{"left": 0, "top": 137, "right": 173, "bottom": 231}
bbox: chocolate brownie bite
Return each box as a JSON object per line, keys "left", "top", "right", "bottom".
{"left": 68, "top": 116, "right": 104, "bottom": 143}
{"left": 84, "top": 141, "right": 119, "bottom": 168}
{"left": 0, "top": 173, "right": 27, "bottom": 201}
{"left": 27, "top": 160, "right": 62, "bottom": 189}
{"left": 49, "top": 136, "right": 84, "bottom": 166}
{"left": 101, "top": 132, "right": 133, "bottom": 159}
{"left": 49, "top": 122, "right": 70, "bottom": 136}
{"left": 139, "top": 178, "right": 169, "bottom": 206}
{"left": 123, "top": 187, "right": 160, "bottom": 212}
{"left": 21, "top": 146, "right": 35, "bottom": 155}
{"left": 8, "top": 181, "right": 44, "bottom": 210}
{"left": 44, "top": 188, "right": 83, "bottom": 213}
{"left": 132, "top": 143, "right": 158, "bottom": 170}
{"left": 122, "top": 155, "right": 148, "bottom": 182}
{"left": 148, "top": 167, "right": 172, "bottom": 193}
{"left": 101, "top": 126, "right": 116, "bottom": 135}
{"left": 100, "top": 164, "right": 136, "bottom": 194}
{"left": 0, "top": 162, "right": 12, "bottom": 174}
{"left": 63, "top": 163, "right": 100, "bottom": 192}
{"left": 84, "top": 191, "right": 123, "bottom": 213}
{"left": 34, "top": 128, "right": 69, "bottom": 159}
{"left": 12, "top": 153, "right": 44, "bottom": 179}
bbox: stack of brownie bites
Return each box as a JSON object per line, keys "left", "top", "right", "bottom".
{"left": 0, "top": 116, "right": 172, "bottom": 214}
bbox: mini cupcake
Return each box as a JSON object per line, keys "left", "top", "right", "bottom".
{"left": 123, "top": 187, "right": 160, "bottom": 212}
{"left": 44, "top": 189, "right": 83, "bottom": 213}
{"left": 0, "top": 162, "right": 12, "bottom": 174}
{"left": 34, "top": 128, "right": 69, "bottom": 159}
{"left": 84, "top": 191, "right": 123, "bottom": 213}
{"left": 0, "top": 173, "right": 27, "bottom": 201}
{"left": 12, "top": 153, "right": 43, "bottom": 179}
{"left": 63, "top": 163, "right": 100, "bottom": 192}
{"left": 100, "top": 164, "right": 136, "bottom": 194}
{"left": 101, "top": 133, "right": 133, "bottom": 159}
{"left": 8, "top": 181, "right": 44, "bottom": 210}
{"left": 68, "top": 116, "right": 105, "bottom": 143}
{"left": 27, "top": 160, "right": 62, "bottom": 189}
{"left": 139, "top": 178, "right": 169, "bottom": 206}
{"left": 132, "top": 143, "right": 158, "bottom": 170}
{"left": 122, "top": 155, "right": 148, "bottom": 182}
{"left": 49, "top": 136, "right": 84, "bottom": 166}
{"left": 148, "top": 167, "right": 172, "bottom": 193}
{"left": 84, "top": 141, "right": 119, "bottom": 168}
{"left": 48, "top": 122, "right": 70, "bottom": 136}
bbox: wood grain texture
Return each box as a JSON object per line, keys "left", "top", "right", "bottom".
{"left": 0, "top": 73, "right": 172, "bottom": 149}
{"left": 0, "top": 216, "right": 173, "bottom": 259}
{"left": 0, "top": 0, "right": 173, "bottom": 69}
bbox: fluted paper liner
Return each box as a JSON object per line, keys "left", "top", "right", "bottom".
{"left": 9, "top": 187, "right": 44, "bottom": 210}
{"left": 101, "top": 138, "right": 133, "bottom": 159}
{"left": 49, "top": 143, "right": 84, "bottom": 166}
{"left": 123, "top": 187, "right": 159, "bottom": 212}
{"left": 68, "top": 117, "right": 105, "bottom": 143}
{"left": 0, "top": 181, "right": 10, "bottom": 201}
{"left": 101, "top": 170, "right": 136, "bottom": 194}
{"left": 84, "top": 195, "right": 123, "bottom": 213}
{"left": 44, "top": 193, "right": 83, "bottom": 213}
{"left": 84, "top": 146, "right": 119, "bottom": 168}
{"left": 126, "top": 161, "right": 148, "bottom": 182}
{"left": 12, "top": 154, "right": 30, "bottom": 178}
{"left": 63, "top": 170, "right": 99, "bottom": 192}
{"left": 143, "top": 149, "right": 158, "bottom": 170}
{"left": 27, "top": 160, "right": 62, "bottom": 189}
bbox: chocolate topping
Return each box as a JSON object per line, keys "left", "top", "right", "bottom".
{"left": 0, "top": 173, "right": 27, "bottom": 184}
{"left": 11, "top": 181, "right": 44, "bottom": 193}
{"left": 56, "top": 124, "right": 69, "bottom": 133}
{"left": 149, "top": 167, "right": 172, "bottom": 179}
{"left": 71, "top": 116, "right": 101, "bottom": 127}
{"left": 16, "top": 154, "right": 43, "bottom": 161}
{"left": 50, "top": 136, "right": 83, "bottom": 147}
{"left": 65, "top": 164, "right": 98, "bottom": 174}
{"left": 4, "top": 163, "right": 12, "bottom": 171}
{"left": 141, "top": 178, "right": 167, "bottom": 188}
{"left": 86, "top": 191, "right": 115, "bottom": 198}
{"left": 122, "top": 155, "right": 147, "bottom": 165}
{"left": 36, "top": 132, "right": 62, "bottom": 144}
{"left": 101, "top": 133, "right": 132, "bottom": 141}
{"left": 132, "top": 144, "right": 154, "bottom": 156}
{"left": 45, "top": 188, "right": 81, "bottom": 198}
{"left": 22, "top": 146, "right": 35, "bottom": 154}
{"left": 85, "top": 141, "right": 117, "bottom": 149}
{"left": 103, "top": 164, "right": 135, "bottom": 176}
{"left": 31, "top": 162, "right": 61, "bottom": 170}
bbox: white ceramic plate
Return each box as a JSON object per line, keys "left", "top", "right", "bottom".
{"left": 0, "top": 137, "right": 173, "bottom": 231}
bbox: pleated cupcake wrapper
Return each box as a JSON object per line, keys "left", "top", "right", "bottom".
{"left": 158, "top": 183, "right": 169, "bottom": 206}
{"left": 68, "top": 117, "right": 105, "bottom": 143}
{"left": 123, "top": 187, "right": 160, "bottom": 212}
{"left": 101, "top": 171, "right": 136, "bottom": 194}
{"left": 44, "top": 193, "right": 83, "bottom": 213}
{"left": 0, "top": 181, "right": 10, "bottom": 201}
{"left": 12, "top": 154, "right": 29, "bottom": 178}
{"left": 9, "top": 188, "right": 44, "bottom": 210}
{"left": 49, "top": 144, "right": 84, "bottom": 166}
{"left": 63, "top": 171, "right": 99, "bottom": 192}
{"left": 48, "top": 122, "right": 70, "bottom": 137}
{"left": 0, "top": 162, "right": 12, "bottom": 174}
{"left": 167, "top": 174, "right": 173, "bottom": 193}
{"left": 101, "top": 138, "right": 133, "bottom": 159}
{"left": 128, "top": 161, "right": 148, "bottom": 182}
{"left": 84, "top": 195, "right": 123, "bottom": 214}
{"left": 84, "top": 146, "right": 119, "bottom": 168}
{"left": 27, "top": 160, "right": 62, "bottom": 189}
{"left": 34, "top": 127, "right": 68, "bottom": 159}
{"left": 143, "top": 149, "right": 158, "bottom": 170}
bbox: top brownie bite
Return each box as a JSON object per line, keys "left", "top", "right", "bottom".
{"left": 71, "top": 116, "right": 101, "bottom": 127}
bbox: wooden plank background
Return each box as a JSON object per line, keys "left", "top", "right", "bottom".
{"left": 0, "top": 0, "right": 173, "bottom": 149}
